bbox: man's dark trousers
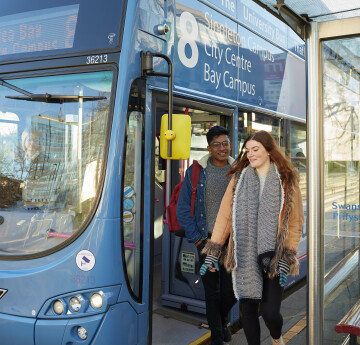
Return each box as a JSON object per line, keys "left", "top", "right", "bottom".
{"left": 197, "top": 240, "right": 236, "bottom": 343}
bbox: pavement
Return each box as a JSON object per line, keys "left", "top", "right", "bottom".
{"left": 153, "top": 278, "right": 307, "bottom": 345}
{"left": 222, "top": 282, "right": 307, "bottom": 345}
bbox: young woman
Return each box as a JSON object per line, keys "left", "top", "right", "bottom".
{"left": 201, "top": 130, "right": 304, "bottom": 345}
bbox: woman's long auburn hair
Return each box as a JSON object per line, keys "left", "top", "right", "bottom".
{"left": 228, "top": 130, "right": 299, "bottom": 187}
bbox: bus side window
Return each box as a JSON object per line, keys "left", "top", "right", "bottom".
{"left": 121, "top": 79, "right": 145, "bottom": 301}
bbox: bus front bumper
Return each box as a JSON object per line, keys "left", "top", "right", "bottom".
{"left": 0, "top": 312, "right": 35, "bottom": 345}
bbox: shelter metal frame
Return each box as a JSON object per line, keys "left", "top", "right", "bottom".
{"left": 250, "top": 2, "right": 360, "bottom": 344}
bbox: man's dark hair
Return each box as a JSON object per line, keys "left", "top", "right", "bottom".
{"left": 206, "top": 126, "right": 230, "bottom": 145}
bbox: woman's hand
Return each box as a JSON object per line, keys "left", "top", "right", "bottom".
{"left": 261, "top": 256, "right": 271, "bottom": 273}
{"left": 277, "top": 259, "right": 290, "bottom": 287}
{"left": 200, "top": 255, "right": 219, "bottom": 275}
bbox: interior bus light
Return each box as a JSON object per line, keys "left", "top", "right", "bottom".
{"left": 69, "top": 297, "right": 81, "bottom": 312}
{"left": 77, "top": 326, "right": 88, "bottom": 340}
{"left": 53, "top": 300, "right": 64, "bottom": 315}
{"left": 90, "top": 293, "right": 103, "bottom": 309}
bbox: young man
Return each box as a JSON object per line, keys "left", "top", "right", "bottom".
{"left": 176, "top": 126, "right": 236, "bottom": 345}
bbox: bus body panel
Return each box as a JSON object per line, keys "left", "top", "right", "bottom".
{"left": 91, "top": 303, "right": 139, "bottom": 345}
{"left": 0, "top": 313, "right": 35, "bottom": 345}
{"left": 35, "top": 309, "right": 139, "bottom": 345}
{"left": 35, "top": 315, "right": 103, "bottom": 345}
{"left": 0, "top": 218, "right": 124, "bottom": 316}
{"left": 35, "top": 319, "right": 68, "bottom": 345}
{"left": 173, "top": 0, "right": 305, "bottom": 120}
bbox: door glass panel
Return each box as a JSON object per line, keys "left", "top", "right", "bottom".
{"left": 122, "top": 80, "right": 145, "bottom": 300}
{"left": 238, "top": 112, "right": 281, "bottom": 150}
{"left": 238, "top": 112, "right": 307, "bottom": 284}
{"left": 322, "top": 36, "right": 360, "bottom": 344}
{"left": 157, "top": 107, "right": 229, "bottom": 300}
{"left": 282, "top": 120, "right": 307, "bottom": 274}
{"left": 190, "top": 122, "right": 216, "bottom": 164}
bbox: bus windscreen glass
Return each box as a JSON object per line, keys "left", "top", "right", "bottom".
{"left": 0, "top": 0, "right": 124, "bottom": 60}
{"left": 0, "top": 70, "right": 113, "bottom": 256}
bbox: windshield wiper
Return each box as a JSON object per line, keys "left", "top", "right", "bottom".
{"left": 6, "top": 94, "right": 107, "bottom": 103}
{"left": 0, "top": 79, "right": 106, "bottom": 104}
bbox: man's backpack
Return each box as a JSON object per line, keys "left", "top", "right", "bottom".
{"left": 166, "top": 160, "right": 201, "bottom": 237}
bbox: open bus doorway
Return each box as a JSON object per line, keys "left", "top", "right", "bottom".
{"left": 151, "top": 94, "right": 235, "bottom": 344}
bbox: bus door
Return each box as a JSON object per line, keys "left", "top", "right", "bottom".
{"left": 150, "top": 94, "right": 235, "bottom": 343}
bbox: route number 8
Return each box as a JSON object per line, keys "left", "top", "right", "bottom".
{"left": 178, "top": 12, "right": 199, "bottom": 68}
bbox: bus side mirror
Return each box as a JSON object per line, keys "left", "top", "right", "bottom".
{"left": 160, "top": 114, "right": 191, "bottom": 159}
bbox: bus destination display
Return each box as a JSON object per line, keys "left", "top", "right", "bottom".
{"left": 0, "top": 5, "right": 79, "bottom": 57}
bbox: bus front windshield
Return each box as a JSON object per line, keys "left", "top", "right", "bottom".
{"left": 0, "top": 70, "right": 113, "bottom": 256}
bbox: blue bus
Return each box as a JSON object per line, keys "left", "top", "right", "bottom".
{"left": 0, "top": 0, "right": 306, "bottom": 344}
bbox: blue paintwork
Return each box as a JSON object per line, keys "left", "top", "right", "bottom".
{"left": 0, "top": 313, "right": 35, "bottom": 345}
{"left": 204, "top": 0, "right": 305, "bottom": 60}
{"left": 91, "top": 303, "right": 139, "bottom": 345}
{"left": 173, "top": 0, "right": 306, "bottom": 119}
{"left": 36, "top": 314, "right": 104, "bottom": 345}
{"left": 35, "top": 319, "right": 69, "bottom": 345}
{"left": 0, "top": 219, "right": 124, "bottom": 316}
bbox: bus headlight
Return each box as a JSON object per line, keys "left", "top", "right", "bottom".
{"left": 90, "top": 293, "right": 103, "bottom": 309}
{"left": 69, "top": 297, "right": 81, "bottom": 312}
{"left": 77, "top": 326, "right": 88, "bottom": 340}
{"left": 53, "top": 300, "right": 64, "bottom": 315}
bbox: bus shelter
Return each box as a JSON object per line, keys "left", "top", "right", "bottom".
{"left": 251, "top": 1, "right": 360, "bottom": 344}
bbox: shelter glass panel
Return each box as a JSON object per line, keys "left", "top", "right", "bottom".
{"left": 322, "top": 36, "right": 360, "bottom": 344}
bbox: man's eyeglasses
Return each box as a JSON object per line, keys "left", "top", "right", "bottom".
{"left": 210, "top": 140, "right": 230, "bottom": 149}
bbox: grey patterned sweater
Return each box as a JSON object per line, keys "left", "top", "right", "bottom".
{"left": 205, "top": 158, "right": 231, "bottom": 234}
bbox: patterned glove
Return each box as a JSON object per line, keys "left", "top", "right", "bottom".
{"left": 277, "top": 259, "right": 290, "bottom": 287}
{"left": 200, "top": 255, "right": 219, "bottom": 275}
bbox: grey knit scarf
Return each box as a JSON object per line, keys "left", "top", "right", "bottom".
{"left": 232, "top": 163, "right": 282, "bottom": 302}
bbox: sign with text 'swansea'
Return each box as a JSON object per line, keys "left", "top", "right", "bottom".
{"left": 174, "top": 0, "right": 306, "bottom": 120}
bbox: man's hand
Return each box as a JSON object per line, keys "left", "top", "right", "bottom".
{"left": 261, "top": 256, "right": 271, "bottom": 273}
{"left": 195, "top": 239, "right": 203, "bottom": 247}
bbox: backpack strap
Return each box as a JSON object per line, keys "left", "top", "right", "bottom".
{"left": 190, "top": 160, "right": 201, "bottom": 217}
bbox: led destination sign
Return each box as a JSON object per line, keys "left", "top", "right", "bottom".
{"left": 0, "top": 5, "right": 79, "bottom": 57}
